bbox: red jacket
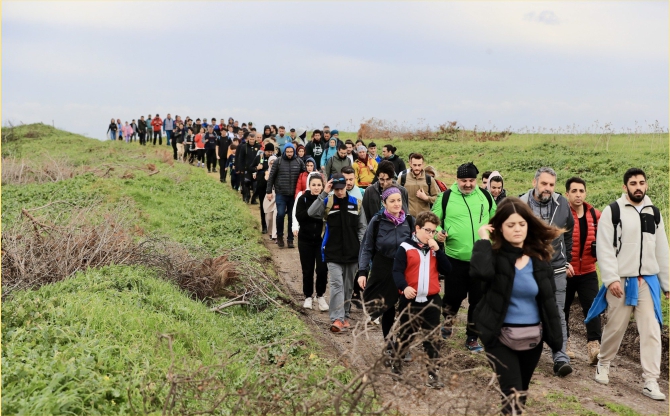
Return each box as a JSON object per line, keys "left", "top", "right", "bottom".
{"left": 393, "top": 239, "right": 451, "bottom": 300}
{"left": 151, "top": 117, "right": 163, "bottom": 132}
{"left": 569, "top": 202, "right": 600, "bottom": 275}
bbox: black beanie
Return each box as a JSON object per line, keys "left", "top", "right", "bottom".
{"left": 457, "top": 162, "right": 479, "bottom": 179}
{"left": 264, "top": 142, "right": 275, "bottom": 152}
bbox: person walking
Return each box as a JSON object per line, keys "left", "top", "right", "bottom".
{"left": 353, "top": 145, "right": 378, "bottom": 189}
{"left": 323, "top": 143, "right": 351, "bottom": 179}
{"left": 204, "top": 125, "right": 219, "bottom": 173}
{"left": 519, "top": 166, "right": 574, "bottom": 377}
{"left": 174, "top": 122, "right": 185, "bottom": 162}
{"left": 586, "top": 168, "right": 669, "bottom": 401}
{"left": 265, "top": 142, "right": 306, "bottom": 248}
{"left": 487, "top": 171, "right": 507, "bottom": 204}
{"left": 194, "top": 127, "right": 205, "bottom": 168}
{"left": 295, "top": 173, "right": 329, "bottom": 311}
{"left": 381, "top": 144, "right": 406, "bottom": 176}
{"left": 293, "top": 157, "right": 318, "bottom": 199}
{"left": 432, "top": 162, "right": 496, "bottom": 353}
{"left": 237, "top": 132, "right": 261, "bottom": 203}
{"left": 397, "top": 153, "right": 438, "bottom": 217}
{"left": 130, "top": 120, "right": 138, "bottom": 143}
{"left": 163, "top": 113, "right": 174, "bottom": 146}
{"left": 391, "top": 211, "right": 452, "bottom": 388}
{"left": 362, "top": 160, "right": 409, "bottom": 221}
{"left": 106, "top": 118, "right": 118, "bottom": 141}
{"left": 217, "top": 130, "right": 233, "bottom": 183}
{"left": 116, "top": 119, "right": 123, "bottom": 140}
{"left": 263, "top": 155, "right": 278, "bottom": 240}
{"left": 122, "top": 121, "right": 133, "bottom": 143}
{"left": 137, "top": 116, "right": 147, "bottom": 145}
{"left": 308, "top": 173, "right": 367, "bottom": 332}
{"left": 151, "top": 114, "right": 163, "bottom": 145}
{"left": 357, "top": 186, "right": 414, "bottom": 353}
{"left": 276, "top": 126, "right": 289, "bottom": 148}
{"left": 253, "top": 143, "right": 275, "bottom": 233}
{"left": 563, "top": 176, "right": 602, "bottom": 364}
{"left": 471, "top": 197, "right": 564, "bottom": 414}
{"left": 305, "top": 130, "right": 325, "bottom": 171}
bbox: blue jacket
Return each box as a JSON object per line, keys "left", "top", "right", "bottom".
{"left": 585, "top": 275, "right": 663, "bottom": 326}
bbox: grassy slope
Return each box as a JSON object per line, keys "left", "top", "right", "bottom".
{"left": 2, "top": 125, "right": 347, "bottom": 414}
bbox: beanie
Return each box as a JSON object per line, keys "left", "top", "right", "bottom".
{"left": 264, "top": 142, "right": 275, "bottom": 152}
{"left": 457, "top": 162, "right": 479, "bottom": 179}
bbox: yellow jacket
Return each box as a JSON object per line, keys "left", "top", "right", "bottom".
{"left": 353, "top": 157, "right": 378, "bottom": 187}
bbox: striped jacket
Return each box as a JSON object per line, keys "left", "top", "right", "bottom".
{"left": 393, "top": 238, "right": 451, "bottom": 302}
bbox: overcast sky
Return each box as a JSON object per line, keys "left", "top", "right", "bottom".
{"left": 3, "top": 1, "right": 668, "bottom": 140}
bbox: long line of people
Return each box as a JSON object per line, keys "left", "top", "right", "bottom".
{"left": 106, "top": 116, "right": 669, "bottom": 412}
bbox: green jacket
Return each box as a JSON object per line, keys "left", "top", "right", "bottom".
{"left": 432, "top": 183, "right": 497, "bottom": 261}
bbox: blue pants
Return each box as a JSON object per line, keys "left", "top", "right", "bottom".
{"left": 275, "top": 194, "right": 295, "bottom": 242}
{"left": 109, "top": 131, "right": 117, "bottom": 141}
{"left": 165, "top": 130, "right": 172, "bottom": 145}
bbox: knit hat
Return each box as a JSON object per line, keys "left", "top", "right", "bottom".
{"left": 331, "top": 129, "right": 339, "bottom": 136}
{"left": 487, "top": 170, "right": 503, "bottom": 192}
{"left": 356, "top": 145, "right": 367, "bottom": 153}
{"left": 457, "top": 162, "right": 479, "bottom": 179}
{"left": 264, "top": 142, "right": 275, "bottom": 152}
{"left": 381, "top": 186, "right": 401, "bottom": 202}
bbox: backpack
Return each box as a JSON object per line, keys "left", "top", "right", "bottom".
{"left": 370, "top": 212, "right": 415, "bottom": 257}
{"left": 399, "top": 171, "right": 432, "bottom": 196}
{"left": 608, "top": 201, "right": 660, "bottom": 256}
{"left": 440, "top": 188, "right": 493, "bottom": 230}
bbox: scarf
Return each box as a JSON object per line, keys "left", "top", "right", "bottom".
{"left": 384, "top": 209, "right": 406, "bottom": 227}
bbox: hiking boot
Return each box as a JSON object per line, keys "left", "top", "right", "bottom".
{"left": 465, "top": 337, "right": 483, "bottom": 353}
{"left": 441, "top": 325, "right": 453, "bottom": 339}
{"left": 303, "top": 297, "right": 313, "bottom": 310}
{"left": 595, "top": 361, "right": 609, "bottom": 385}
{"left": 287, "top": 241, "right": 295, "bottom": 249}
{"left": 330, "top": 319, "right": 346, "bottom": 333}
{"left": 277, "top": 238, "right": 285, "bottom": 248}
{"left": 262, "top": 227, "right": 268, "bottom": 234}
{"left": 566, "top": 337, "right": 576, "bottom": 359}
{"left": 317, "top": 296, "right": 329, "bottom": 311}
{"left": 553, "top": 361, "right": 573, "bottom": 377}
{"left": 426, "top": 373, "right": 444, "bottom": 389}
{"left": 587, "top": 340, "right": 600, "bottom": 366}
{"left": 643, "top": 381, "right": 666, "bottom": 401}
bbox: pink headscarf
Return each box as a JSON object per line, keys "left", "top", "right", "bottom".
{"left": 486, "top": 170, "right": 502, "bottom": 192}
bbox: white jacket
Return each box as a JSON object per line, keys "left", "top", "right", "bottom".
{"left": 596, "top": 194, "right": 669, "bottom": 292}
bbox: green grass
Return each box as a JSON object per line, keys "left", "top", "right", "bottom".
{"left": 1, "top": 124, "right": 350, "bottom": 414}
{"left": 525, "top": 391, "right": 599, "bottom": 416}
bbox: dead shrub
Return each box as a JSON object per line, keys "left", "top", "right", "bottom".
{"left": 121, "top": 171, "right": 135, "bottom": 179}
{"left": 2, "top": 155, "right": 77, "bottom": 185}
{"left": 147, "top": 163, "right": 157, "bottom": 171}
{"left": 156, "top": 150, "right": 174, "bottom": 167}
{"left": 357, "top": 118, "right": 512, "bottom": 142}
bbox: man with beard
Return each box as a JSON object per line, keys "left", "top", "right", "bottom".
{"left": 305, "top": 130, "right": 325, "bottom": 171}
{"left": 324, "top": 143, "right": 352, "bottom": 179}
{"left": 236, "top": 132, "right": 261, "bottom": 204}
{"left": 432, "top": 162, "right": 496, "bottom": 353}
{"left": 398, "top": 154, "right": 438, "bottom": 217}
{"left": 486, "top": 171, "right": 507, "bottom": 204}
{"left": 520, "top": 167, "right": 574, "bottom": 377}
{"left": 586, "top": 168, "right": 668, "bottom": 401}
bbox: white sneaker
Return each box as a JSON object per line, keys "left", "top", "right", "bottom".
{"left": 643, "top": 381, "right": 666, "bottom": 401}
{"left": 303, "top": 297, "right": 313, "bottom": 310}
{"left": 317, "top": 296, "right": 329, "bottom": 311}
{"left": 595, "top": 361, "right": 609, "bottom": 385}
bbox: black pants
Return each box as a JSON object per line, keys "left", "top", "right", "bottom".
{"left": 485, "top": 342, "right": 543, "bottom": 415}
{"left": 298, "top": 239, "right": 328, "bottom": 298}
{"left": 443, "top": 257, "right": 481, "bottom": 338}
{"left": 206, "top": 149, "right": 217, "bottom": 171}
{"left": 242, "top": 174, "right": 256, "bottom": 203}
{"left": 219, "top": 158, "right": 228, "bottom": 182}
{"left": 397, "top": 294, "right": 442, "bottom": 366}
{"left": 196, "top": 149, "right": 205, "bottom": 163}
{"left": 565, "top": 271, "right": 601, "bottom": 342}
{"left": 172, "top": 141, "right": 178, "bottom": 160}
{"left": 153, "top": 131, "right": 162, "bottom": 145}
{"left": 257, "top": 178, "right": 267, "bottom": 228}
{"left": 139, "top": 132, "right": 146, "bottom": 145}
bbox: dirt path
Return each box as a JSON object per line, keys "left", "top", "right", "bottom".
{"left": 214, "top": 173, "right": 668, "bottom": 415}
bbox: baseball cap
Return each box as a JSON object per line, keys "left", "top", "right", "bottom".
{"left": 331, "top": 173, "right": 346, "bottom": 189}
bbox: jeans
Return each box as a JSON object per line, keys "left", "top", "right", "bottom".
{"left": 442, "top": 257, "right": 482, "bottom": 339}
{"left": 109, "top": 131, "right": 117, "bottom": 141}
{"left": 299, "top": 239, "right": 328, "bottom": 298}
{"left": 486, "top": 341, "right": 543, "bottom": 415}
{"left": 275, "top": 194, "right": 295, "bottom": 242}
{"left": 327, "top": 262, "right": 357, "bottom": 322}
{"left": 565, "top": 271, "right": 601, "bottom": 342}
{"left": 165, "top": 130, "right": 172, "bottom": 145}
{"left": 551, "top": 270, "right": 570, "bottom": 364}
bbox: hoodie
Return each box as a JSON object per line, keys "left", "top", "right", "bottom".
{"left": 320, "top": 139, "right": 338, "bottom": 168}
{"left": 265, "top": 143, "right": 306, "bottom": 196}
{"left": 486, "top": 170, "right": 507, "bottom": 204}
{"left": 294, "top": 157, "right": 318, "bottom": 199}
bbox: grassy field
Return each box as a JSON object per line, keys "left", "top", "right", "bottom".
{"left": 1, "top": 124, "right": 351, "bottom": 414}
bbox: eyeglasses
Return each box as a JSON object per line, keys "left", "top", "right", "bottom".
{"left": 421, "top": 227, "right": 437, "bottom": 235}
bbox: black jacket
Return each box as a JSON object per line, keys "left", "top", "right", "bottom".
{"left": 358, "top": 213, "right": 413, "bottom": 273}
{"left": 305, "top": 139, "right": 325, "bottom": 170}
{"left": 295, "top": 191, "right": 324, "bottom": 244}
{"left": 236, "top": 141, "right": 261, "bottom": 173}
{"left": 137, "top": 120, "right": 147, "bottom": 134}
{"left": 470, "top": 240, "right": 563, "bottom": 351}
{"left": 265, "top": 152, "right": 306, "bottom": 196}
{"left": 362, "top": 180, "right": 410, "bottom": 223}
{"left": 387, "top": 155, "right": 406, "bottom": 176}
{"left": 173, "top": 126, "right": 184, "bottom": 144}
{"left": 217, "top": 136, "right": 232, "bottom": 159}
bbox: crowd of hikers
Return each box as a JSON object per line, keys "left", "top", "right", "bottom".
{"left": 107, "top": 115, "right": 668, "bottom": 413}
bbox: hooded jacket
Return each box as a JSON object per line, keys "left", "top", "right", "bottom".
{"left": 305, "top": 138, "right": 325, "bottom": 170}
{"left": 320, "top": 140, "right": 338, "bottom": 168}
{"left": 362, "top": 180, "right": 410, "bottom": 223}
{"left": 432, "top": 183, "right": 497, "bottom": 262}
{"left": 596, "top": 194, "right": 669, "bottom": 292}
{"left": 486, "top": 170, "right": 507, "bottom": 204}
{"left": 386, "top": 154, "right": 406, "bottom": 176}
{"left": 265, "top": 147, "right": 306, "bottom": 196}
{"left": 235, "top": 140, "right": 261, "bottom": 173}
{"left": 324, "top": 153, "right": 352, "bottom": 180}
{"left": 262, "top": 125, "right": 273, "bottom": 141}
{"left": 358, "top": 213, "right": 414, "bottom": 272}
{"left": 294, "top": 190, "right": 325, "bottom": 244}
{"left": 519, "top": 190, "right": 574, "bottom": 272}
{"left": 294, "top": 157, "right": 318, "bottom": 199}
{"left": 470, "top": 240, "right": 563, "bottom": 350}
{"left": 569, "top": 201, "right": 600, "bottom": 276}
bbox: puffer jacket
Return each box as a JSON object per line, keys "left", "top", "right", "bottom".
{"left": 470, "top": 240, "right": 563, "bottom": 350}
{"left": 519, "top": 190, "right": 574, "bottom": 272}
{"left": 265, "top": 150, "right": 306, "bottom": 196}
{"left": 569, "top": 202, "right": 600, "bottom": 275}
{"left": 358, "top": 212, "right": 414, "bottom": 273}
{"left": 362, "top": 180, "right": 409, "bottom": 223}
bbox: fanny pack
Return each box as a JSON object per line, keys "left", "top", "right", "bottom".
{"left": 498, "top": 323, "right": 542, "bottom": 351}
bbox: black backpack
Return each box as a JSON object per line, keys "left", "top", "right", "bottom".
{"left": 399, "top": 171, "right": 433, "bottom": 198}
{"left": 440, "top": 189, "right": 493, "bottom": 230}
{"left": 608, "top": 201, "right": 661, "bottom": 256}
{"left": 370, "top": 213, "right": 415, "bottom": 257}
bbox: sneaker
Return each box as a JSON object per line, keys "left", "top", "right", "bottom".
{"left": 342, "top": 319, "right": 351, "bottom": 330}
{"left": 595, "top": 361, "right": 609, "bottom": 384}
{"left": 287, "top": 241, "right": 295, "bottom": 248}
{"left": 277, "top": 238, "right": 285, "bottom": 248}
{"left": 553, "top": 361, "right": 573, "bottom": 377}
{"left": 250, "top": 200, "right": 258, "bottom": 205}
{"left": 372, "top": 317, "right": 380, "bottom": 325}
{"left": 403, "top": 351, "right": 413, "bottom": 362}
{"left": 643, "top": 381, "right": 666, "bottom": 401}
{"left": 465, "top": 338, "right": 484, "bottom": 353}
{"left": 426, "top": 373, "right": 445, "bottom": 389}
{"left": 566, "top": 338, "right": 576, "bottom": 359}
{"left": 587, "top": 341, "right": 600, "bottom": 366}
{"left": 317, "top": 296, "right": 329, "bottom": 311}
{"left": 303, "top": 297, "right": 313, "bottom": 310}
{"left": 391, "top": 361, "right": 402, "bottom": 375}
{"left": 383, "top": 346, "right": 394, "bottom": 367}
{"left": 441, "top": 326, "right": 453, "bottom": 339}
{"left": 207, "top": 169, "right": 211, "bottom": 173}
{"left": 330, "top": 319, "right": 346, "bottom": 333}
{"left": 212, "top": 169, "right": 217, "bottom": 173}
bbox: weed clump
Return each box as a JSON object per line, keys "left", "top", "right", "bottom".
{"left": 357, "top": 118, "right": 511, "bottom": 142}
